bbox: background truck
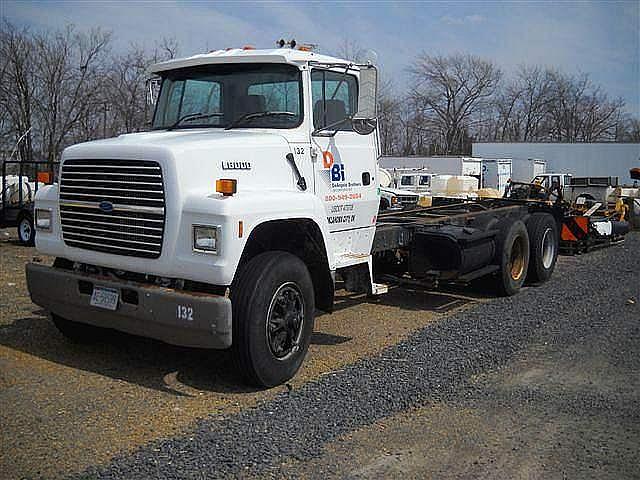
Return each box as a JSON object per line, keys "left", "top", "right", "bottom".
{"left": 393, "top": 167, "right": 434, "bottom": 195}
{"left": 1, "top": 160, "right": 56, "bottom": 245}
{"left": 378, "top": 185, "right": 419, "bottom": 211}
{"left": 381, "top": 156, "right": 483, "bottom": 187}
{"left": 27, "top": 47, "right": 564, "bottom": 387}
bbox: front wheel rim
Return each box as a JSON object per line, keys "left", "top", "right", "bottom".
{"left": 19, "top": 219, "right": 32, "bottom": 241}
{"left": 266, "top": 282, "right": 305, "bottom": 361}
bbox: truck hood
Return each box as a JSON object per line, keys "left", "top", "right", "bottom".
{"left": 380, "top": 186, "right": 418, "bottom": 196}
{"left": 62, "top": 129, "right": 298, "bottom": 195}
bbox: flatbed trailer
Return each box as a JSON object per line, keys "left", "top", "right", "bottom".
{"left": 1, "top": 160, "right": 57, "bottom": 245}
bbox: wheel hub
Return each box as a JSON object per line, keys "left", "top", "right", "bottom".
{"left": 20, "top": 219, "right": 32, "bottom": 241}
{"left": 541, "top": 227, "right": 555, "bottom": 269}
{"left": 509, "top": 236, "right": 525, "bottom": 281}
{"left": 266, "top": 283, "right": 304, "bottom": 360}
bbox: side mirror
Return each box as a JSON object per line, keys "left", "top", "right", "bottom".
{"left": 145, "top": 77, "right": 161, "bottom": 106}
{"left": 352, "top": 65, "right": 378, "bottom": 135}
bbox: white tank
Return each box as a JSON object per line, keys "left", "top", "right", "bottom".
{"left": 431, "top": 175, "right": 479, "bottom": 197}
{"left": 1, "top": 175, "right": 40, "bottom": 206}
{"left": 378, "top": 167, "right": 392, "bottom": 188}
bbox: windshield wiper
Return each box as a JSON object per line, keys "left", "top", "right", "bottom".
{"left": 167, "top": 112, "right": 223, "bottom": 131}
{"left": 225, "top": 111, "right": 296, "bottom": 130}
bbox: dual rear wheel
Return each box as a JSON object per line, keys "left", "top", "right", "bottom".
{"left": 493, "top": 213, "right": 558, "bottom": 296}
{"left": 526, "top": 213, "right": 559, "bottom": 284}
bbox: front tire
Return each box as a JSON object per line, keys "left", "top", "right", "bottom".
{"left": 17, "top": 213, "right": 35, "bottom": 246}
{"left": 231, "top": 251, "right": 315, "bottom": 387}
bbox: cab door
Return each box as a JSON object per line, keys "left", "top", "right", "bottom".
{"left": 310, "top": 68, "right": 379, "bottom": 265}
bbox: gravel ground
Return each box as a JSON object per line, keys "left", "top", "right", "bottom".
{"left": 0, "top": 228, "right": 477, "bottom": 479}
{"left": 78, "top": 235, "right": 639, "bottom": 479}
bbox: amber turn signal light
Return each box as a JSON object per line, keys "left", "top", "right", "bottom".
{"left": 37, "top": 171, "right": 52, "bottom": 184}
{"left": 216, "top": 179, "right": 237, "bottom": 196}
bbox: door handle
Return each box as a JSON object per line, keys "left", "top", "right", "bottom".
{"left": 362, "top": 172, "right": 371, "bottom": 186}
{"left": 286, "top": 153, "right": 307, "bottom": 191}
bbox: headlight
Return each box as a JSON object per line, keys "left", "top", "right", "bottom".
{"left": 391, "top": 196, "right": 399, "bottom": 205}
{"left": 193, "top": 225, "right": 219, "bottom": 254}
{"left": 35, "top": 209, "right": 52, "bottom": 231}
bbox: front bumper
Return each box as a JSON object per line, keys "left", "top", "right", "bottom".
{"left": 26, "top": 263, "right": 232, "bottom": 349}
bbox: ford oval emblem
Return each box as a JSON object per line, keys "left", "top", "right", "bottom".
{"left": 99, "top": 201, "right": 114, "bottom": 213}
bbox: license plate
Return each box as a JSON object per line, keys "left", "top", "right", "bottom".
{"left": 90, "top": 286, "right": 119, "bottom": 311}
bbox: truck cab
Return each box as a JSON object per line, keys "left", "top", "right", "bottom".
{"left": 396, "top": 168, "right": 434, "bottom": 195}
{"left": 27, "top": 47, "right": 381, "bottom": 387}
{"left": 532, "top": 173, "right": 573, "bottom": 193}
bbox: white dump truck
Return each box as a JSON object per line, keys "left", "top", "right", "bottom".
{"left": 27, "top": 47, "right": 564, "bottom": 387}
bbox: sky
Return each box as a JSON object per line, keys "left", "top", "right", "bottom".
{"left": 3, "top": 0, "right": 639, "bottom": 116}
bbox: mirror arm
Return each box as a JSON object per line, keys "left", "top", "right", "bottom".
{"left": 311, "top": 116, "right": 353, "bottom": 137}
{"left": 328, "top": 63, "right": 352, "bottom": 101}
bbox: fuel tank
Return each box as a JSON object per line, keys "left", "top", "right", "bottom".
{"left": 409, "top": 225, "right": 496, "bottom": 279}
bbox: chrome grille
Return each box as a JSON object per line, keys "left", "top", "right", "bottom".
{"left": 398, "top": 195, "right": 418, "bottom": 204}
{"left": 59, "top": 159, "right": 165, "bottom": 258}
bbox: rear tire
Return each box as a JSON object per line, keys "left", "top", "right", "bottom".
{"left": 51, "top": 313, "right": 108, "bottom": 343}
{"left": 231, "top": 251, "right": 315, "bottom": 387}
{"left": 17, "top": 213, "right": 35, "bottom": 246}
{"left": 494, "top": 220, "right": 530, "bottom": 296}
{"left": 526, "top": 213, "right": 558, "bottom": 284}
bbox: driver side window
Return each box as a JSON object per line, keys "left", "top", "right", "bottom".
{"left": 247, "top": 81, "right": 300, "bottom": 113}
{"left": 311, "top": 70, "right": 357, "bottom": 131}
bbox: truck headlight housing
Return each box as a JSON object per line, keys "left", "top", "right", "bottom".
{"left": 391, "top": 196, "right": 399, "bottom": 206}
{"left": 193, "top": 225, "right": 219, "bottom": 254}
{"left": 35, "top": 208, "right": 52, "bottom": 231}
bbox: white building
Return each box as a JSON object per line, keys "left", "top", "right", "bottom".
{"left": 472, "top": 143, "right": 640, "bottom": 185}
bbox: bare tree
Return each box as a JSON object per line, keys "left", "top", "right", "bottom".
{"left": 618, "top": 117, "right": 640, "bottom": 142}
{"left": 546, "top": 71, "right": 625, "bottom": 142}
{"left": 32, "top": 25, "right": 111, "bottom": 161}
{"left": 102, "top": 38, "right": 179, "bottom": 136}
{"left": 104, "top": 47, "right": 150, "bottom": 136}
{"left": 2, "top": 19, "right": 637, "bottom": 164}
{"left": 409, "top": 53, "right": 502, "bottom": 154}
{"left": 157, "top": 37, "right": 179, "bottom": 60}
{"left": 334, "top": 38, "right": 367, "bottom": 63}
{"left": 0, "top": 21, "right": 36, "bottom": 161}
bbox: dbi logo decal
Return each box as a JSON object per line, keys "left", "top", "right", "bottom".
{"left": 320, "top": 151, "right": 345, "bottom": 187}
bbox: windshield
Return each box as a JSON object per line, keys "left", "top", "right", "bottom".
{"left": 152, "top": 63, "right": 303, "bottom": 130}
{"left": 400, "top": 176, "right": 415, "bottom": 186}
